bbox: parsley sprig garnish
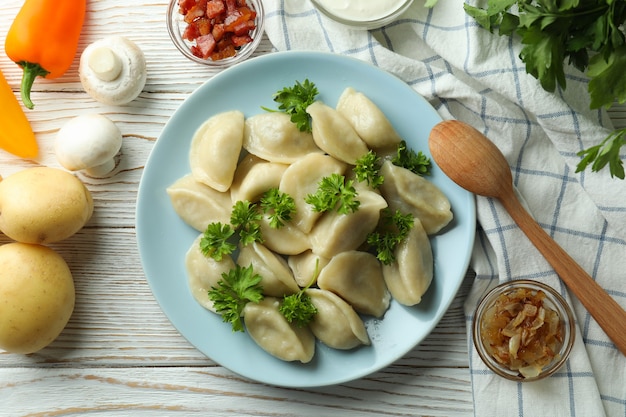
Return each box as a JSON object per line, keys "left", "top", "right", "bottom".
{"left": 199, "top": 222, "right": 236, "bottom": 261}
{"left": 262, "top": 79, "right": 319, "bottom": 132}
{"left": 260, "top": 188, "right": 296, "bottom": 229}
{"left": 305, "top": 173, "right": 360, "bottom": 214}
{"left": 200, "top": 188, "right": 298, "bottom": 261}
{"left": 230, "top": 200, "right": 263, "bottom": 246}
{"left": 367, "top": 209, "right": 415, "bottom": 265}
{"left": 279, "top": 260, "right": 319, "bottom": 327}
{"left": 392, "top": 140, "right": 431, "bottom": 176}
{"left": 354, "top": 150, "right": 384, "bottom": 188}
{"left": 208, "top": 265, "right": 264, "bottom": 332}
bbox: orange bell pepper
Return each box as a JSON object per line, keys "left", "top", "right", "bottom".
{"left": 0, "top": 68, "right": 38, "bottom": 158}
{"left": 4, "top": 0, "right": 87, "bottom": 110}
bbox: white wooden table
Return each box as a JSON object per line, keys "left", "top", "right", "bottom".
{"left": 1, "top": 1, "right": 624, "bottom": 416}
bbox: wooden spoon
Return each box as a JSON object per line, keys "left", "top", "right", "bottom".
{"left": 429, "top": 119, "right": 626, "bottom": 356}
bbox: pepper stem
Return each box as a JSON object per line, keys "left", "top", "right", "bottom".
{"left": 16, "top": 61, "right": 50, "bottom": 110}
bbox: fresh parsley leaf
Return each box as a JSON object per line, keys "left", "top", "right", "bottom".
{"left": 463, "top": 0, "right": 626, "bottom": 177}
{"left": 305, "top": 173, "right": 360, "bottom": 214}
{"left": 230, "top": 200, "right": 263, "bottom": 246}
{"left": 262, "top": 79, "right": 319, "bottom": 132}
{"left": 587, "top": 45, "right": 626, "bottom": 110}
{"left": 200, "top": 222, "right": 236, "bottom": 261}
{"left": 208, "top": 265, "right": 264, "bottom": 332}
{"left": 576, "top": 128, "right": 626, "bottom": 179}
{"left": 392, "top": 140, "right": 432, "bottom": 176}
{"left": 279, "top": 260, "right": 319, "bottom": 327}
{"left": 354, "top": 150, "right": 384, "bottom": 188}
{"left": 367, "top": 209, "right": 415, "bottom": 265}
{"left": 260, "top": 188, "right": 296, "bottom": 229}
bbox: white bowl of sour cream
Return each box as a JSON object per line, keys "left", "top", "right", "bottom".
{"left": 311, "top": 0, "right": 414, "bottom": 29}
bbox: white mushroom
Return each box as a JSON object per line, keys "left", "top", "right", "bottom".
{"left": 55, "top": 114, "right": 123, "bottom": 178}
{"left": 79, "top": 36, "right": 147, "bottom": 106}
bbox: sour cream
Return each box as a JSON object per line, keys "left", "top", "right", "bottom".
{"left": 314, "top": 0, "right": 410, "bottom": 22}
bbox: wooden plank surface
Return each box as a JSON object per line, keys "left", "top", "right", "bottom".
{"left": 0, "top": 1, "right": 625, "bottom": 416}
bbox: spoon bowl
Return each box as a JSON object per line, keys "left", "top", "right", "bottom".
{"left": 428, "top": 119, "right": 626, "bottom": 356}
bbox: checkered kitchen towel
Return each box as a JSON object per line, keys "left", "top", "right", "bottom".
{"left": 263, "top": 0, "right": 626, "bottom": 416}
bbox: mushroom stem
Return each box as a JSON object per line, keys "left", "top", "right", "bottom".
{"left": 88, "top": 46, "right": 123, "bottom": 82}
{"left": 85, "top": 159, "right": 116, "bottom": 178}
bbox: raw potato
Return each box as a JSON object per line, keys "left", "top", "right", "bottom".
{"left": 0, "top": 242, "right": 75, "bottom": 354}
{"left": 0, "top": 167, "right": 94, "bottom": 244}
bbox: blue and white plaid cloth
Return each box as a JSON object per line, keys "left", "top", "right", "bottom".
{"left": 264, "top": 1, "right": 626, "bottom": 416}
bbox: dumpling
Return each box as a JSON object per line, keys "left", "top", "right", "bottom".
{"left": 243, "top": 297, "right": 315, "bottom": 363}
{"left": 309, "top": 189, "right": 387, "bottom": 258}
{"left": 258, "top": 216, "right": 311, "bottom": 256}
{"left": 379, "top": 160, "right": 453, "bottom": 234}
{"left": 185, "top": 234, "right": 235, "bottom": 313}
{"left": 230, "top": 154, "right": 288, "bottom": 203}
{"left": 317, "top": 251, "right": 390, "bottom": 318}
{"left": 335, "top": 87, "right": 403, "bottom": 150}
{"left": 305, "top": 289, "right": 370, "bottom": 350}
{"left": 167, "top": 174, "right": 232, "bottom": 232}
{"left": 237, "top": 242, "right": 300, "bottom": 297}
{"left": 279, "top": 153, "right": 347, "bottom": 233}
{"left": 287, "top": 250, "right": 330, "bottom": 288}
{"left": 306, "top": 101, "right": 369, "bottom": 165}
{"left": 382, "top": 218, "right": 433, "bottom": 306}
{"left": 243, "top": 112, "right": 322, "bottom": 163}
{"left": 190, "top": 110, "right": 244, "bottom": 192}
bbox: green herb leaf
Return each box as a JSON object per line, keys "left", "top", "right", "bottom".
{"left": 576, "top": 128, "right": 626, "bottom": 179}
{"left": 367, "top": 209, "right": 415, "bottom": 265}
{"left": 305, "top": 173, "right": 360, "bottom": 214}
{"left": 262, "top": 79, "right": 319, "bottom": 132}
{"left": 463, "top": 0, "right": 626, "bottom": 177}
{"left": 392, "top": 140, "right": 431, "bottom": 176}
{"left": 199, "top": 222, "right": 236, "bottom": 261}
{"left": 354, "top": 150, "right": 384, "bottom": 188}
{"left": 230, "top": 200, "right": 263, "bottom": 246}
{"left": 208, "top": 265, "right": 264, "bottom": 332}
{"left": 260, "top": 188, "right": 296, "bottom": 229}
{"left": 279, "top": 260, "right": 319, "bottom": 327}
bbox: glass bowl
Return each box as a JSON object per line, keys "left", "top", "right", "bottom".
{"left": 310, "top": 0, "right": 414, "bottom": 30}
{"left": 166, "top": 0, "right": 265, "bottom": 69}
{"left": 472, "top": 280, "right": 575, "bottom": 382}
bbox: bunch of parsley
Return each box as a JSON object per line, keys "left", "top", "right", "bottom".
{"left": 459, "top": 0, "right": 626, "bottom": 178}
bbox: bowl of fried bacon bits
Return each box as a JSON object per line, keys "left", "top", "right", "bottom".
{"left": 473, "top": 280, "right": 575, "bottom": 382}
{"left": 167, "top": 0, "right": 265, "bottom": 68}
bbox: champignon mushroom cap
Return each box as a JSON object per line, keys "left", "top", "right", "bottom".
{"left": 55, "top": 114, "right": 122, "bottom": 177}
{"left": 79, "top": 36, "right": 147, "bottom": 106}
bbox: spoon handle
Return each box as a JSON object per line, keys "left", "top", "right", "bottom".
{"left": 498, "top": 187, "right": 626, "bottom": 356}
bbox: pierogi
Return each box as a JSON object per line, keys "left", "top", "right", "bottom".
{"left": 168, "top": 85, "right": 454, "bottom": 364}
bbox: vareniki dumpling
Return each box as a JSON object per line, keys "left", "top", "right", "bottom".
{"left": 382, "top": 218, "right": 433, "bottom": 306}
{"left": 230, "top": 154, "right": 288, "bottom": 204}
{"left": 336, "top": 87, "right": 403, "bottom": 150}
{"left": 185, "top": 234, "right": 235, "bottom": 314}
{"left": 237, "top": 242, "right": 301, "bottom": 297}
{"left": 190, "top": 110, "right": 244, "bottom": 192}
{"left": 306, "top": 289, "right": 370, "bottom": 350}
{"left": 166, "top": 174, "right": 232, "bottom": 232}
{"left": 306, "top": 101, "right": 369, "bottom": 165}
{"left": 243, "top": 112, "right": 322, "bottom": 163}
{"left": 317, "top": 250, "right": 390, "bottom": 318}
{"left": 287, "top": 250, "right": 330, "bottom": 288}
{"left": 309, "top": 189, "right": 388, "bottom": 258}
{"left": 243, "top": 297, "right": 315, "bottom": 363}
{"left": 279, "top": 153, "right": 347, "bottom": 233}
{"left": 379, "top": 160, "right": 453, "bottom": 234}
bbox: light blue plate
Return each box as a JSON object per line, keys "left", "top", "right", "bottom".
{"left": 136, "top": 51, "right": 475, "bottom": 387}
